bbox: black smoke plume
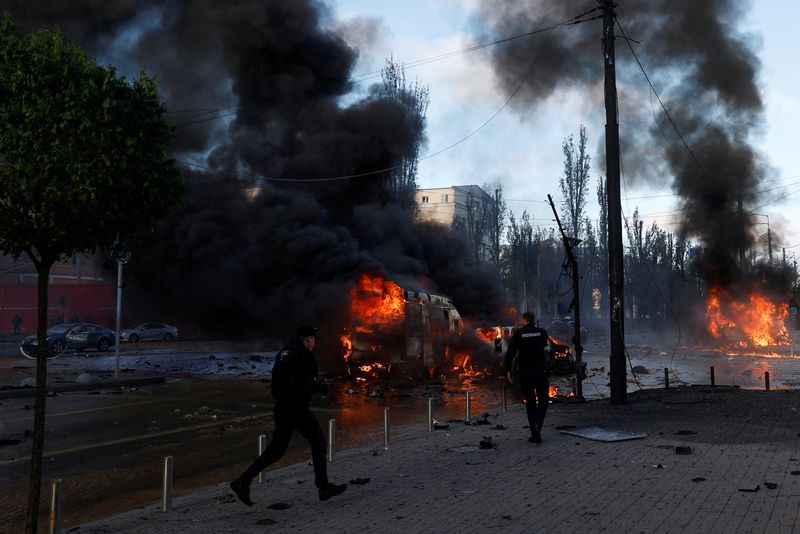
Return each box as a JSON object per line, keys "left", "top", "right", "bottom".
{"left": 475, "top": 0, "right": 778, "bottom": 292}
{"left": 5, "top": 0, "right": 511, "bottom": 347}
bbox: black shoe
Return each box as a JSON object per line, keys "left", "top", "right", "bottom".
{"left": 230, "top": 478, "right": 254, "bottom": 507}
{"left": 319, "top": 483, "right": 347, "bottom": 501}
{"left": 528, "top": 430, "right": 542, "bottom": 444}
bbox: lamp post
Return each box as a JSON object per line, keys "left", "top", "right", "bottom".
{"left": 112, "top": 242, "right": 131, "bottom": 379}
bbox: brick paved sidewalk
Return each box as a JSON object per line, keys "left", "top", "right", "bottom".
{"left": 78, "top": 387, "right": 800, "bottom": 533}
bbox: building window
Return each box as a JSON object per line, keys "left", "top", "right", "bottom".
{"left": 441, "top": 194, "right": 449, "bottom": 202}
{"left": 421, "top": 195, "right": 429, "bottom": 203}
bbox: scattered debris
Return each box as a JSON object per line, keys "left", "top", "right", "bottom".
{"left": 764, "top": 481, "right": 778, "bottom": 489}
{"left": 675, "top": 446, "right": 693, "bottom": 455}
{"left": 267, "top": 502, "right": 291, "bottom": 510}
{"left": 493, "top": 424, "right": 506, "bottom": 430}
{"left": 433, "top": 420, "right": 449, "bottom": 430}
{"left": 208, "top": 355, "right": 217, "bottom": 359}
{"left": 479, "top": 437, "right": 493, "bottom": 449}
{"left": 348, "top": 478, "right": 370, "bottom": 485}
{"left": 791, "top": 471, "right": 800, "bottom": 476}
{"left": 652, "top": 464, "right": 667, "bottom": 469}
{"left": 560, "top": 426, "right": 647, "bottom": 442}
{"left": 248, "top": 355, "right": 263, "bottom": 362}
{"left": 738, "top": 485, "right": 760, "bottom": 492}
{"left": 632, "top": 366, "right": 649, "bottom": 374}
{"left": 0, "top": 439, "right": 21, "bottom": 446}
{"left": 256, "top": 518, "right": 276, "bottom": 525}
{"left": 674, "top": 430, "right": 697, "bottom": 436}
{"left": 691, "top": 477, "right": 706, "bottom": 482}
{"left": 216, "top": 493, "right": 236, "bottom": 504}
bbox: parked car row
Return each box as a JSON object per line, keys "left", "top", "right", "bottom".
{"left": 19, "top": 321, "right": 179, "bottom": 359}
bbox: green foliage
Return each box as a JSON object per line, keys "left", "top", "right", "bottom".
{"left": 0, "top": 16, "right": 183, "bottom": 264}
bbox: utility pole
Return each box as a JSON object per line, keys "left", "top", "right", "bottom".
{"left": 601, "top": 0, "right": 626, "bottom": 404}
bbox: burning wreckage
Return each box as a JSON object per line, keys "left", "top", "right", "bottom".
{"left": 340, "top": 273, "right": 578, "bottom": 379}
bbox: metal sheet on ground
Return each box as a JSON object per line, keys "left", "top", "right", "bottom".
{"left": 559, "top": 425, "right": 647, "bottom": 442}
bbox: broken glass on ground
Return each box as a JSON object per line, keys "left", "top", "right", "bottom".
{"left": 559, "top": 426, "right": 647, "bottom": 442}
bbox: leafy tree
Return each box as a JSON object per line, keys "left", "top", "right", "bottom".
{"left": 485, "top": 181, "right": 506, "bottom": 268}
{"left": 0, "top": 17, "right": 183, "bottom": 533}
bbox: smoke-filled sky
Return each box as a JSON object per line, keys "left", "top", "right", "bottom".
{"left": 338, "top": 0, "right": 800, "bottom": 257}
{"left": 4, "top": 0, "right": 800, "bottom": 339}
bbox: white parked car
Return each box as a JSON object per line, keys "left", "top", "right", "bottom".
{"left": 120, "top": 322, "right": 178, "bottom": 342}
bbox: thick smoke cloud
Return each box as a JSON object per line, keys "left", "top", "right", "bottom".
{"left": 475, "top": 0, "right": 774, "bottom": 290}
{"left": 5, "top": 0, "right": 510, "bottom": 347}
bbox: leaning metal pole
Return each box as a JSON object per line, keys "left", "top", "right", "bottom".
{"left": 602, "top": 0, "right": 626, "bottom": 403}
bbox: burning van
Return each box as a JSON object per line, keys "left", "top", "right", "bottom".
{"left": 341, "top": 274, "right": 463, "bottom": 376}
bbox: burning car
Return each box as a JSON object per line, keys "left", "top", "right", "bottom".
{"left": 341, "top": 274, "right": 464, "bottom": 377}
{"left": 474, "top": 321, "right": 577, "bottom": 376}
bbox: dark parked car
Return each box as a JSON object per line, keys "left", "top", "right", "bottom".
{"left": 19, "top": 323, "right": 116, "bottom": 359}
{"left": 120, "top": 322, "right": 179, "bottom": 342}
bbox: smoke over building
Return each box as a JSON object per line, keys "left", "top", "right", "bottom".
{"left": 475, "top": 0, "right": 778, "bottom": 291}
{"left": 4, "top": 0, "right": 510, "bottom": 343}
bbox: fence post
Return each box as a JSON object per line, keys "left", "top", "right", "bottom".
{"left": 162, "top": 456, "right": 173, "bottom": 512}
{"left": 327, "top": 419, "right": 336, "bottom": 462}
{"left": 465, "top": 391, "right": 472, "bottom": 422}
{"left": 765, "top": 371, "right": 770, "bottom": 391}
{"left": 48, "top": 478, "right": 63, "bottom": 534}
{"left": 710, "top": 366, "right": 715, "bottom": 387}
{"left": 664, "top": 368, "right": 669, "bottom": 390}
{"left": 501, "top": 385, "right": 507, "bottom": 413}
{"left": 427, "top": 398, "right": 433, "bottom": 432}
{"left": 383, "top": 407, "right": 390, "bottom": 448}
{"left": 257, "top": 434, "right": 267, "bottom": 483}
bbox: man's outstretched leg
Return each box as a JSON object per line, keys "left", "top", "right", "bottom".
{"left": 296, "top": 409, "right": 347, "bottom": 501}
{"left": 230, "top": 417, "right": 293, "bottom": 506}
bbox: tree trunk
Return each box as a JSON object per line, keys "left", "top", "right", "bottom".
{"left": 25, "top": 261, "right": 52, "bottom": 533}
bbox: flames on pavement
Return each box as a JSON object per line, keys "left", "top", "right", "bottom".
{"left": 706, "top": 287, "right": 789, "bottom": 347}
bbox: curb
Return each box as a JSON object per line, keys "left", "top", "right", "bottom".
{"left": 0, "top": 376, "right": 167, "bottom": 399}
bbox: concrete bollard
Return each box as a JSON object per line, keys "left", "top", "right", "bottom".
{"left": 765, "top": 371, "right": 770, "bottom": 391}
{"left": 465, "top": 391, "right": 472, "bottom": 422}
{"left": 501, "top": 385, "right": 507, "bottom": 413}
{"left": 162, "top": 456, "right": 173, "bottom": 512}
{"left": 664, "top": 368, "right": 669, "bottom": 390}
{"left": 327, "top": 419, "right": 336, "bottom": 462}
{"left": 710, "top": 366, "right": 715, "bottom": 387}
{"left": 427, "top": 398, "right": 433, "bottom": 432}
{"left": 49, "top": 478, "right": 63, "bottom": 534}
{"left": 383, "top": 407, "right": 390, "bottom": 448}
{"left": 257, "top": 434, "right": 267, "bottom": 483}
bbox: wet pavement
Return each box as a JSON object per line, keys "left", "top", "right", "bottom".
{"left": 2, "top": 331, "right": 800, "bottom": 532}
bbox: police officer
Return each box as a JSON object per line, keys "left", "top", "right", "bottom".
{"left": 230, "top": 325, "right": 347, "bottom": 506}
{"left": 505, "top": 311, "right": 550, "bottom": 444}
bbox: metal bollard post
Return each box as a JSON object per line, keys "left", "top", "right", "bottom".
{"left": 427, "top": 398, "right": 433, "bottom": 432}
{"left": 570, "top": 378, "right": 577, "bottom": 396}
{"left": 327, "top": 419, "right": 336, "bottom": 462}
{"left": 710, "top": 366, "right": 715, "bottom": 387}
{"left": 664, "top": 368, "right": 670, "bottom": 390}
{"left": 501, "top": 385, "right": 507, "bottom": 413}
{"left": 765, "top": 371, "right": 770, "bottom": 391}
{"left": 465, "top": 391, "right": 472, "bottom": 422}
{"left": 383, "top": 407, "right": 390, "bottom": 448}
{"left": 257, "top": 434, "right": 267, "bottom": 483}
{"left": 162, "top": 456, "right": 173, "bottom": 513}
{"left": 49, "top": 478, "right": 63, "bottom": 534}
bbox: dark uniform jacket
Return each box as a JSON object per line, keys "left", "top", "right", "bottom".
{"left": 504, "top": 323, "right": 549, "bottom": 374}
{"left": 271, "top": 339, "right": 326, "bottom": 408}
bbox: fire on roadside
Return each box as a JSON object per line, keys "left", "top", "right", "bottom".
{"left": 705, "top": 286, "right": 789, "bottom": 347}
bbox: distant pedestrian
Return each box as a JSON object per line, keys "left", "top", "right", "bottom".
{"left": 505, "top": 311, "right": 551, "bottom": 444}
{"left": 12, "top": 314, "right": 21, "bottom": 336}
{"left": 230, "top": 325, "right": 347, "bottom": 506}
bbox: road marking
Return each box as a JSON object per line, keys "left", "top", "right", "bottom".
{"left": 0, "top": 413, "right": 274, "bottom": 466}
{"left": 2, "top": 400, "right": 165, "bottom": 423}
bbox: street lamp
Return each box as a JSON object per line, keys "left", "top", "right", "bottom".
{"left": 111, "top": 241, "right": 131, "bottom": 379}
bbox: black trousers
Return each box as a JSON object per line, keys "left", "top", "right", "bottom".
{"left": 241, "top": 403, "right": 328, "bottom": 488}
{"left": 519, "top": 370, "right": 549, "bottom": 433}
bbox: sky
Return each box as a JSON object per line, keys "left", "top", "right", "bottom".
{"left": 333, "top": 0, "right": 800, "bottom": 260}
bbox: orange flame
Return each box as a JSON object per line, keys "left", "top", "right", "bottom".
{"left": 342, "top": 274, "right": 407, "bottom": 361}
{"left": 476, "top": 327, "right": 500, "bottom": 343}
{"left": 706, "top": 287, "right": 789, "bottom": 347}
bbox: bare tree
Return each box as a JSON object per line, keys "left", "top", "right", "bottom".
{"left": 558, "top": 125, "right": 591, "bottom": 240}
{"left": 382, "top": 57, "right": 430, "bottom": 205}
